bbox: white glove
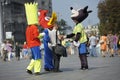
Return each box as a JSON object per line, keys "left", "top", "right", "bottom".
{"left": 63, "top": 35, "right": 67, "bottom": 39}
{"left": 73, "top": 41, "right": 80, "bottom": 47}
{"left": 48, "top": 43, "right": 52, "bottom": 50}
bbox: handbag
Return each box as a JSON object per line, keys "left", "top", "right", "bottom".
{"left": 54, "top": 31, "right": 67, "bottom": 57}
{"left": 55, "top": 44, "right": 67, "bottom": 57}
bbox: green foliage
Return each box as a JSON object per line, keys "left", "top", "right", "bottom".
{"left": 57, "top": 19, "right": 66, "bottom": 27}
{"left": 56, "top": 19, "right": 72, "bottom": 34}
{"left": 98, "top": 0, "right": 120, "bottom": 34}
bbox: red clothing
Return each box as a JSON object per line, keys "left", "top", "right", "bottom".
{"left": 26, "top": 25, "right": 41, "bottom": 48}
{"left": 23, "top": 44, "right": 28, "bottom": 49}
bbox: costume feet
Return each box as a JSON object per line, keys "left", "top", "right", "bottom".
{"left": 44, "top": 68, "right": 51, "bottom": 71}
{"left": 34, "top": 72, "right": 41, "bottom": 75}
{"left": 44, "top": 68, "right": 54, "bottom": 72}
{"left": 26, "top": 69, "right": 32, "bottom": 74}
{"left": 53, "top": 70, "right": 63, "bottom": 72}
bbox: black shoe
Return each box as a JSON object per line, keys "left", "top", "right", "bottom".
{"left": 49, "top": 69, "right": 54, "bottom": 72}
{"left": 80, "top": 66, "right": 84, "bottom": 70}
{"left": 58, "top": 70, "right": 63, "bottom": 72}
{"left": 80, "top": 66, "right": 87, "bottom": 70}
{"left": 26, "top": 69, "right": 32, "bottom": 74}
{"left": 80, "top": 67, "right": 89, "bottom": 70}
{"left": 85, "top": 66, "right": 88, "bottom": 69}
{"left": 80, "top": 68, "right": 85, "bottom": 70}
{"left": 111, "top": 54, "right": 114, "bottom": 57}
{"left": 34, "top": 72, "right": 41, "bottom": 75}
{"left": 53, "top": 70, "right": 63, "bottom": 72}
{"left": 44, "top": 68, "right": 50, "bottom": 71}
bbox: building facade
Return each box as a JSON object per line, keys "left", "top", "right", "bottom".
{"left": 0, "top": 0, "right": 52, "bottom": 44}
{"left": 84, "top": 24, "right": 99, "bottom": 37}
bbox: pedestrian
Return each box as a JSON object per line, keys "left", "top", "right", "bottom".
{"left": 15, "top": 42, "right": 21, "bottom": 61}
{"left": 107, "top": 33, "right": 114, "bottom": 57}
{"left": 88, "top": 33, "right": 97, "bottom": 57}
{"left": 117, "top": 33, "right": 120, "bottom": 56}
{"left": 0, "top": 40, "right": 7, "bottom": 61}
{"left": 113, "top": 33, "right": 118, "bottom": 55}
{"left": 64, "top": 6, "right": 92, "bottom": 70}
{"left": 22, "top": 42, "right": 28, "bottom": 59}
{"left": 96, "top": 38, "right": 101, "bottom": 56}
{"left": 100, "top": 33, "right": 108, "bottom": 57}
{"left": 6, "top": 40, "right": 12, "bottom": 61}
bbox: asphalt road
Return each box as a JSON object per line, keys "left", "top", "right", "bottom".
{"left": 0, "top": 54, "right": 120, "bottom": 80}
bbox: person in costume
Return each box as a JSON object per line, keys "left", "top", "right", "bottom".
{"left": 24, "top": 2, "right": 42, "bottom": 75}
{"left": 38, "top": 10, "right": 57, "bottom": 71}
{"left": 64, "top": 6, "right": 92, "bottom": 70}
{"left": 42, "top": 28, "right": 54, "bottom": 71}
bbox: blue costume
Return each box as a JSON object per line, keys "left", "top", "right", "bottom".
{"left": 43, "top": 29, "right": 54, "bottom": 71}
{"left": 38, "top": 9, "right": 57, "bottom": 71}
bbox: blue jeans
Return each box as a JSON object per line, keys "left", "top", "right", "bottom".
{"left": 89, "top": 45, "right": 97, "bottom": 57}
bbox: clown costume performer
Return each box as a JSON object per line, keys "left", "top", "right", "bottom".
{"left": 24, "top": 2, "right": 42, "bottom": 75}
{"left": 38, "top": 10, "right": 57, "bottom": 71}
{"left": 65, "top": 6, "right": 92, "bottom": 70}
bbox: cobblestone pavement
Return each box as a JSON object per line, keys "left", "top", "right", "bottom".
{"left": 0, "top": 54, "right": 120, "bottom": 80}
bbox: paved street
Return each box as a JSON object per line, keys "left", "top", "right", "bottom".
{"left": 0, "top": 54, "right": 120, "bottom": 80}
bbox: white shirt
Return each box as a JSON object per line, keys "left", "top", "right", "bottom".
{"left": 48, "top": 29, "right": 60, "bottom": 46}
{"left": 1, "top": 43, "right": 7, "bottom": 50}
{"left": 89, "top": 35, "right": 97, "bottom": 46}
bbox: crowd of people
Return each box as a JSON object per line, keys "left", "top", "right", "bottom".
{"left": 0, "top": 40, "right": 30, "bottom": 62}
{"left": 60, "top": 32, "right": 120, "bottom": 58}
{"left": 87, "top": 32, "right": 120, "bottom": 57}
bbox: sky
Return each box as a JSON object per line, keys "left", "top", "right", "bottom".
{"left": 52, "top": 0, "right": 100, "bottom": 27}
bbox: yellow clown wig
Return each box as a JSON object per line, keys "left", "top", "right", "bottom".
{"left": 24, "top": 2, "right": 38, "bottom": 25}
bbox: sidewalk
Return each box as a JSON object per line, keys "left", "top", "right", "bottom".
{"left": 0, "top": 55, "right": 120, "bottom": 80}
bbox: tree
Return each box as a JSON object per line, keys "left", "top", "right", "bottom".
{"left": 57, "top": 19, "right": 66, "bottom": 27}
{"left": 98, "top": 0, "right": 120, "bottom": 34}
{"left": 57, "top": 19, "right": 72, "bottom": 34}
